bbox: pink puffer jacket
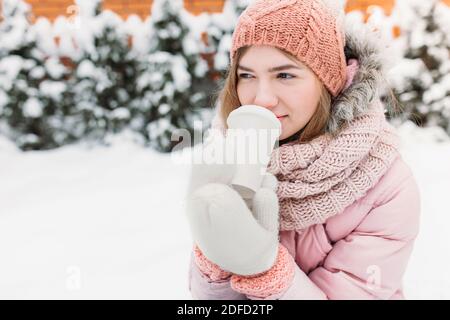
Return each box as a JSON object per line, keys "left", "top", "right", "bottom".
{"left": 188, "top": 154, "right": 421, "bottom": 300}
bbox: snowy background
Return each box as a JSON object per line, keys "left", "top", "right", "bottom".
{"left": 0, "top": 0, "right": 450, "bottom": 299}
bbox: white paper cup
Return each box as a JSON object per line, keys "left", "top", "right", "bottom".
{"left": 226, "top": 105, "right": 281, "bottom": 199}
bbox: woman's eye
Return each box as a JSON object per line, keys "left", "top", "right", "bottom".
{"left": 278, "top": 73, "right": 295, "bottom": 80}
{"left": 238, "top": 73, "right": 253, "bottom": 79}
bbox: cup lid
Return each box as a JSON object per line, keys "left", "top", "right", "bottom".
{"left": 227, "top": 105, "right": 281, "bottom": 132}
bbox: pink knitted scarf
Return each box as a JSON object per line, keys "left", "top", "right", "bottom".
{"left": 267, "top": 100, "right": 400, "bottom": 231}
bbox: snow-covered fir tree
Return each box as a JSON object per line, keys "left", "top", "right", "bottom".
{"left": 0, "top": 0, "right": 72, "bottom": 150}
{"left": 389, "top": 0, "right": 450, "bottom": 134}
{"left": 69, "top": 0, "right": 140, "bottom": 143}
{"left": 133, "top": 51, "right": 193, "bottom": 151}
{"left": 234, "top": 0, "right": 252, "bottom": 16}
{"left": 205, "top": 0, "right": 252, "bottom": 74}
{"left": 133, "top": 0, "right": 209, "bottom": 152}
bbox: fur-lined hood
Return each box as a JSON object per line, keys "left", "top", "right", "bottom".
{"left": 326, "top": 21, "right": 390, "bottom": 134}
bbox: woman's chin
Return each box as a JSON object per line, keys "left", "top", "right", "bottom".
{"left": 278, "top": 126, "right": 303, "bottom": 144}
{"left": 278, "top": 127, "right": 292, "bottom": 141}
{"left": 278, "top": 132, "right": 290, "bottom": 142}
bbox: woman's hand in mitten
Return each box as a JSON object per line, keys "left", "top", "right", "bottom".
{"left": 186, "top": 173, "right": 280, "bottom": 276}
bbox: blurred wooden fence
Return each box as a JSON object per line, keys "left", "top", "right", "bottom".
{"left": 3, "top": 0, "right": 441, "bottom": 21}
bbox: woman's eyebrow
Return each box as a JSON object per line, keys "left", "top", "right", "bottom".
{"left": 238, "top": 64, "right": 302, "bottom": 72}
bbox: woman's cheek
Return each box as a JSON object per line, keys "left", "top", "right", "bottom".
{"left": 237, "top": 84, "right": 251, "bottom": 104}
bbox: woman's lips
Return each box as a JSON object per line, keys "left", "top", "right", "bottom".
{"left": 276, "top": 115, "right": 287, "bottom": 120}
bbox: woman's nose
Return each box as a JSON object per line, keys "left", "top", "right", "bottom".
{"left": 253, "top": 84, "right": 278, "bottom": 110}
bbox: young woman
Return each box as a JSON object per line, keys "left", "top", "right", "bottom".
{"left": 186, "top": 0, "right": 420, "bottom": 300}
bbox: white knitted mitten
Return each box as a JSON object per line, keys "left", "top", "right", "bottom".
{"left": 186, "top": 173, "right": 279, "bottom": 276}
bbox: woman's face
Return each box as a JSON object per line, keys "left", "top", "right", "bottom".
{"left": 236, "top": 45, "right": 323, "bottom": 141}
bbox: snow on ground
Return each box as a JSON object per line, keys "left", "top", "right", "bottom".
{"left": 0, "top": 122, "right": 450, "bottom": 299}
{"left": 0, "top": 133, "right": 193, "bottom": 299}
{"left": 396, "top": 122, "right": 450, "bottom": 299}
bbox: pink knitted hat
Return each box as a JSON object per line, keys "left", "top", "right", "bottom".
{"left": 230, "top": 0, "right": 347, "bottom": 97}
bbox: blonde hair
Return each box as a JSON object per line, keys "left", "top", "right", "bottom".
{"left": 216, "top": 46, "right": 332, "bottom": 144}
